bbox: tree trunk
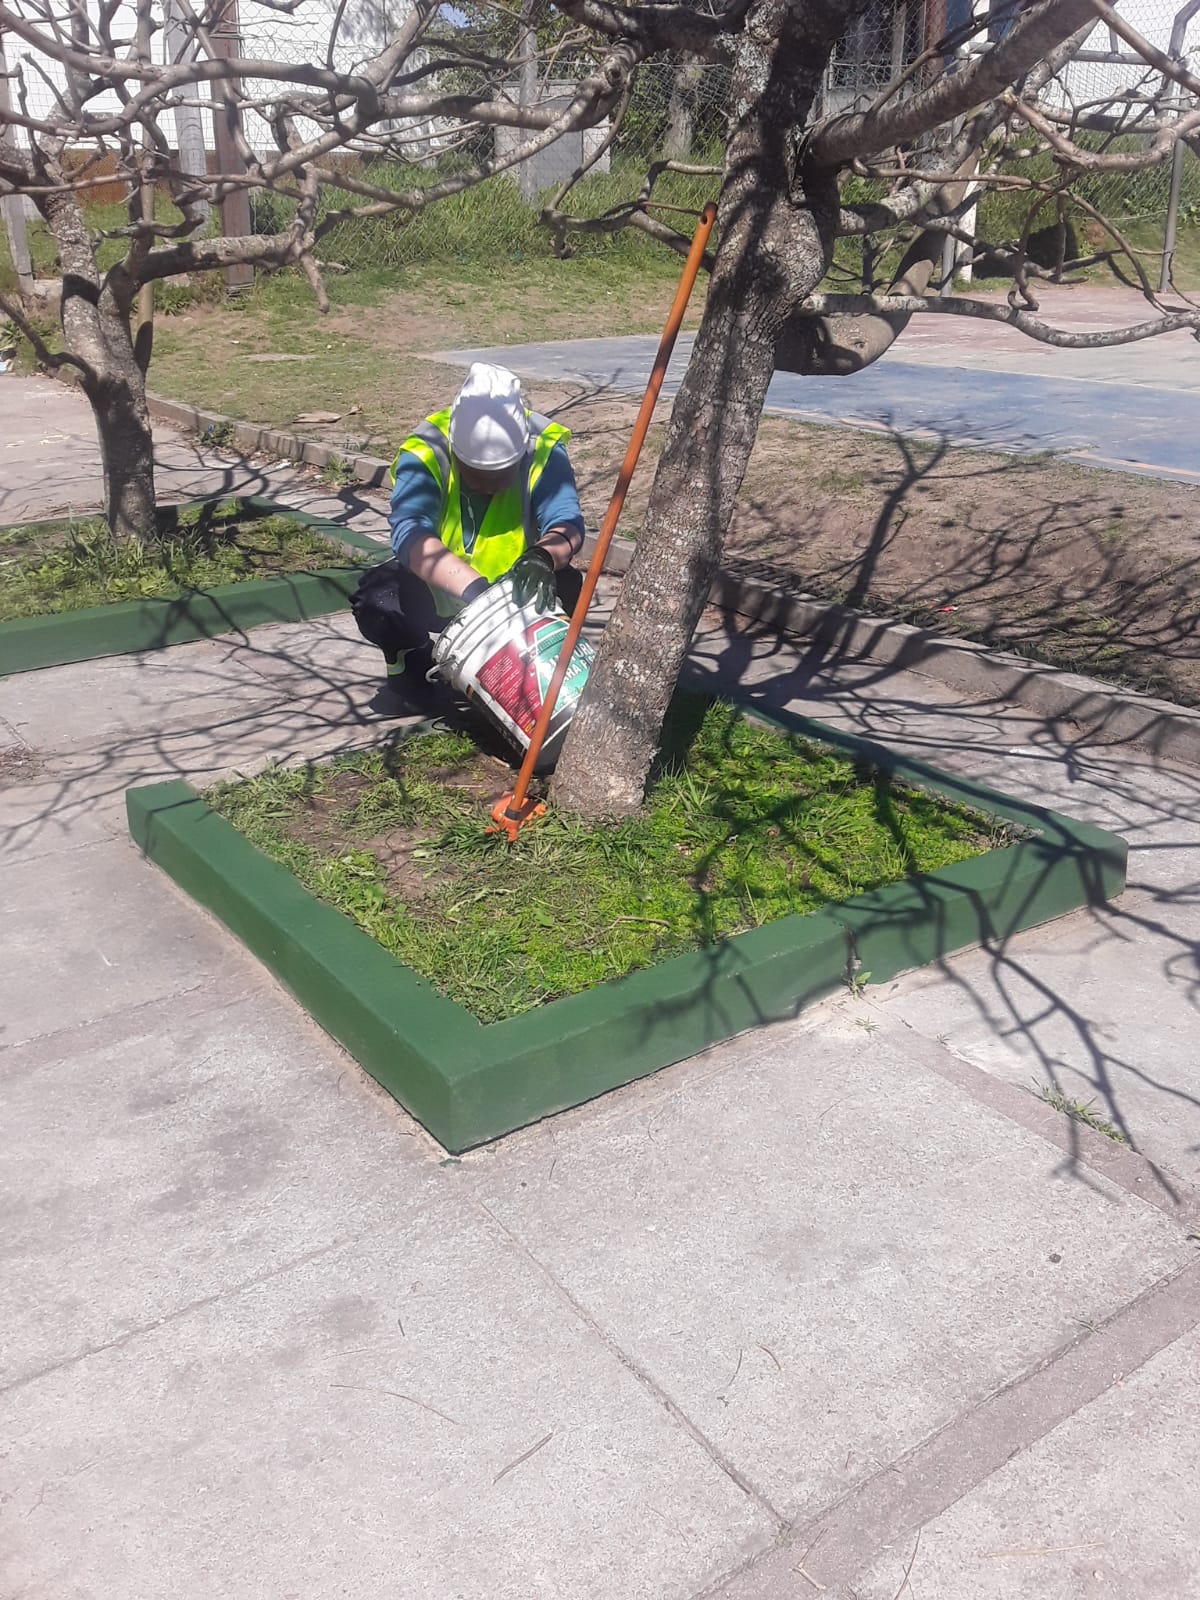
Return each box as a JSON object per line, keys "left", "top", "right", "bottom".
{"left": 39, "top": 180, "right": 159, "bottom": 543}
{"left": 90, "top": 357, "right": 158, "bottom": 543}
{"left": 663, "top": 61, "right": 702, "bottom": 161}
{"left": 551, "top": 0, "right": 848, "bottom": 817}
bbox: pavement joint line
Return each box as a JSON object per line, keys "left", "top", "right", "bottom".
{"left": 0, "top": 825, "right": 125, "bottom": 869}
{"left": 473, "top": 1197, "right": 792, "bottom": 1534}
{"left": 704, "top": 1255, "right": 1200, "bottom": 1599}
{"left": 877, "top": 1007, "right": 1200, "bottom": 1228}
{"left": 0, "top": 972, "right": 260, "bottom": 1063}
{"left": 0, "top": 1232, "right": 358, "bottom": 1398}
{"left": 451, "top": 1013, "right": 808, "bottom": 1157}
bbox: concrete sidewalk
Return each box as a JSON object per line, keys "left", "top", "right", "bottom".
{"left": 443, "top": 286, "right": 1200, "bottom": 485}
{"left": 3, "top": 374, "right": 1200, "bottom": 1599}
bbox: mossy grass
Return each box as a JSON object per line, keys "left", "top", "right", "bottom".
{"left": 207, "top": 697, "right": 1020, "bottom": 1024}
{"left": 0, "top": 498, "right": 367, "bottom": 622}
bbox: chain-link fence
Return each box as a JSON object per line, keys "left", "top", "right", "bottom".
{"left": 250, "top": 0, "right": 1197, "bottom": 270}
{"left": 1040, "top": 17, "right": 1200, "bottom": 225}
{"left": 3, "top": 0, "right": 1197, "bottom": 275}
{"left": 243, "top": 32, "right": 733, "bottom": 272}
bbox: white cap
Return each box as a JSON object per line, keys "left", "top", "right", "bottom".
{"left": 449, "top": 362, "right": 530, "bottom": 470}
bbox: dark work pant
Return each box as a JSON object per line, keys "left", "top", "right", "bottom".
{"left": 350, "top": 557, "right": 583, "bottom": 663}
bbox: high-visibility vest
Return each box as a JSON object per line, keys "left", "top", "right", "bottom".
{"left": 391, "top": 408, "right": 571, "bottom": 583}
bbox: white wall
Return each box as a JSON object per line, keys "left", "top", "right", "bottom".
{"left": 5, "top": 0, "right": 444, "bottom": 155}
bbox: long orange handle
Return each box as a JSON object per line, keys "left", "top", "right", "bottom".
{"left": 498, "top": 201, "right": 717, "bottom": 827}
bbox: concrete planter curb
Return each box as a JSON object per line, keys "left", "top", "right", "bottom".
{"left": 126, "top": 703, "right": 1127, "bottom": 1154}
{"left": 0, "top": 495, "right": 382, "bottom": 676}
{"left": 147, "top": 392, "right": 393, "bottom": 487}
{"left": 591, "top": 537, "right": 1200, "bottom": 771}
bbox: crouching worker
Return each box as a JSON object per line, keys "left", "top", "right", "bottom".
{"left": 351, "top": 361, "right": 585, "bottom": 701}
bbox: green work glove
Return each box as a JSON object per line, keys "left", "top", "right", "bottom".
{"left": 509, "top": 546, "right": 557, "bottom": 613}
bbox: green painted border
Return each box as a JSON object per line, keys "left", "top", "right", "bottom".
{"left": 126, "top": 703, "right": 1126, "bottom": 1152}
{"left": 0, "top": 496, "right": 383, "bottom": 675}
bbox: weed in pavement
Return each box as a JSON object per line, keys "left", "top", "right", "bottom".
{"left": 320, "top": 455, "right": 358, "bottom": 489}
{"left": 197, "top": 420, "right": 236, "bottom": 451}
{"left": 1039, "top": 1083, "right": 1127, "bottom": 1143}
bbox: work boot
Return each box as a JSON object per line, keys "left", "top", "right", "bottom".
{"left": 404, "top": 641, "right": 437, "bottom": 685}
{"left": 370, "top": 643, "right": 438, "bottom": 714}
{"left": 384, "top": 641, "right": 434, "bottom": 687}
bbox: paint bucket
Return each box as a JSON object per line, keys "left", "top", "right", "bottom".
{"left": 431, "top": 576, "right": 595, "bottom": 770}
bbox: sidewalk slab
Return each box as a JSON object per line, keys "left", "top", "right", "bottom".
{"left": 475, "top": 1009, "right": 1192, "bottom": 1528}
{"left": 3, "top": 367, "right": 1200, "bottom": 1598}
{"left": 0, "top": 374, "right": 393, "bottom": 530}
{"left": 0, "top": 983, "right": 440, "bottom": 1387}
{"left": 0, "top": 1197, "right": 771, "bottom": 1600}
{"left": 0, "top": 839, "right": 252, "bottom": 1049}
{"left": 0, "top": 770, "right": 123, "bottom": 864}
{"left": 846, "top": 1319, "right": 1200, "bottom": 1600}
{"left": 0, "top": 637, "right": 290, "bottom": 747}
{"left": 874, "top": 894, "right": 1200, "bottom": 1184}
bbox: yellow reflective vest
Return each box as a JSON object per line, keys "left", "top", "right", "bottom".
{"left": 391, "top": 408, "right": 571, "bottom": 583}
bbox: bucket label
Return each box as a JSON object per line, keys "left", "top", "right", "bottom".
{"left": 477, "top": 617, "right": 593, "bottom": 736}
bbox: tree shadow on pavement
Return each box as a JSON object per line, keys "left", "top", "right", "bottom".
{"left": 671, "top": 605, "right": 1200, "bottom": 1205}
{"left": 3, "top": 417, "right": 1198, "bottom": 1204}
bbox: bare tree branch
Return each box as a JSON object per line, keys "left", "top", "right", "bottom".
{"left": 0, "top": 289, "right": 93, "bottom": 378}
{"left": 798, "top": 292, "right": 1200, "bottom": 347}
{"left": 1006, "top": 89, "right": 1200, "bottom": 171}
{"left": 553, "top": 0, "right": 751, "bottom": 57}
{"left": 809, "top": 0, "right": 1100, "bottom": 167}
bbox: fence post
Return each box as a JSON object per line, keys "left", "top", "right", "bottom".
{"left": 1159, "top": 0, "right": 1200, "bottom": 293}
{"left": 1160, "top": 138, "right": 1190, "bottom": 292}
{"left": 208, "top": 0, "right": 254, "bottom": 293}
{"left": 165, "top": 0, "right": 211, "bottom": 226}
{"left": 0, "top": 29, "right": 35, "bottom": 293}
{"left": 516, "top": 0, "right": 539, "bottom": 203}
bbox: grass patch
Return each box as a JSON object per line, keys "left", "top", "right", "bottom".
{"left": 207, "top": 697, "right": 1019, "bottom": 1024}
{"left": 144, "top": 250, "right": 694, "bottom": 455}
{"left": 1039, "top": 1083, "right": 1127, "bottom": 1143}
{"left": 0, "top": 499, "right": 365, "bottom": 622}
{"left": 252, "top": 164, "right": 718, "bottom": 274}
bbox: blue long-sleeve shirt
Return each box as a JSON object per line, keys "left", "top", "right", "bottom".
{"left": 389, "top": 441, "right": 584, "bottom": 567}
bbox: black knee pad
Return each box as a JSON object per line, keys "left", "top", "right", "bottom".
{"left": 350, "top": 559, "right": 430, "bottom": 656}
